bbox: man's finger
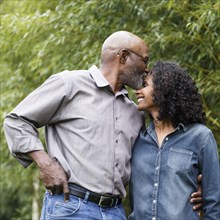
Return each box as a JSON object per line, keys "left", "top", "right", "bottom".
{"left": 191, "top": 192, "right": 202, "bottom": 198}
{"left": 63, "top": 182, "right": 70, "bottom": 202}
{"left": 55, "top": 186, "right": 63, "bottom": 195}
{"left": 190, "top": 197, "right": 202, "bottom": 203}
{"left": 197, "top": 174, "right": 202, "bottom": 192}
{"left": 197, "top": 174, "right": 202, "bottom": 183}
{"left": 45, "top": 184, "right": 55, "bottom": 194}
{"left": 193, "top": 203, "right": 202, "bottom": 211}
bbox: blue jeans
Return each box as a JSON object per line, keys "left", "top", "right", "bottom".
{"left": 40, "top": 191, "right": 127, "bottom": 220}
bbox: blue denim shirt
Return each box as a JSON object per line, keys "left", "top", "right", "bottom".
{"left": 129, "top": 122, "right": 220, "bottom": 220}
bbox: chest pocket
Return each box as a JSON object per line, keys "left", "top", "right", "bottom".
{"left": 168, "top": 147, "right": 193, "bottom": 171}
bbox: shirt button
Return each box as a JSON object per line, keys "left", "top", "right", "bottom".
{"left": 116, "top": 163, "right": 118, "bottom": 166}
{"left": 156, "top": 167, "right": 159, "bottom": 170}
{"left": 116, "top": 140, "right": 118, "bottom": 143}
{"left": 165, "top": 137, "right": 168, "bottom": 141}
{"left": 152, "top": 217, "right": 156, "bottom": 220}
{"left": 153, "top": 200, "right": 157, "bottom": 204}
{"left": 154, "top": 183, "right": 158, "bottom": 187}
{"left": 116, "top": 117, "right": 118, "bottom": 120}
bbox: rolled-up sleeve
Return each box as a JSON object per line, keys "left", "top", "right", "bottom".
{"left": 3, "top": 73, "right": 68, "bottom": 167}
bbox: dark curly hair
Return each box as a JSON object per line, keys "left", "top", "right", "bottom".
{"left": 150, "top": 61, "right": 206, "bottom": 127}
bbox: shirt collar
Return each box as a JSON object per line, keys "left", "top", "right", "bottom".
{"left": 88, "top": 65, "right": 128, "bottom": 96}
{"left": 116, "top": 88, "right": 128, "bottom": 97}
{"left": 144, "top": 121, "right": 154, "bottom": 135}
{"left": 144, "top": 121, "right": 187, "bottom": 135}
{"left": 89, "top": 65, "right": 110, "bottom": 88}
{"left": 176, "top": 123, "right": 186, "bottom": 131}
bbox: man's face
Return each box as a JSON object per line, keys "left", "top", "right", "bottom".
{"left": 121, "top": 47, "right": 149, "bottom": 90}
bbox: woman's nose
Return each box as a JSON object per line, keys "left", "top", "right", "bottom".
{"left": 136, "top": 89, "right": 141, "bottom": 96}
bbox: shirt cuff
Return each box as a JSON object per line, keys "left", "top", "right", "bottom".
{"left": 12, "top": 135, "right": 45, "bottom": 168}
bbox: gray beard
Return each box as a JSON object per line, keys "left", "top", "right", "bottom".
{"left": 123, "top": 72, "right": 145, "bottom": 90}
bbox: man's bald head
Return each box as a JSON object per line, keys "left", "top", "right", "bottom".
{"left": 102, "top": 31, "right": 146, "bottom": 53}
{"left": 100, "top": 31, "right": 148, "bottom": 67}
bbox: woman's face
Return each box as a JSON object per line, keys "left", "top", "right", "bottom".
{"left": 136, "top": 75, "right": 156, "bottom": 112}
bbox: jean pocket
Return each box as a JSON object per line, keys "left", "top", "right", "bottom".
{"left": 168, "top": 147, "right": 193, "bottom": 171}
{"left": 47, "top": 195, "right": 81, "bottom": 219}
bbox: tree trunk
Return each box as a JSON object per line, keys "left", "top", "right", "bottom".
{"left": 32, "top": 177, "right": 39, "bottom": 220}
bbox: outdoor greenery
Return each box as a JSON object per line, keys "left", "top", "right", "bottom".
{"left": 1, "top": 0, "right": 219, "bottom": 219}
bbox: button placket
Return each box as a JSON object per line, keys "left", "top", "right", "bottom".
{"left": 113, "top": 95, "right": 121, "bottom": 195}
{"left": 152, "top": 150, "right": 161, "bottom": 219}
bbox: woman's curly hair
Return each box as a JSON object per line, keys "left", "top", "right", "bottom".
{"left": 151, "top": 61, "right": 206, "bottom": 127}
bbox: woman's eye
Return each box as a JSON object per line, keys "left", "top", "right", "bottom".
{"left": 142, "top": 82, "right": 148, "bottom": 87}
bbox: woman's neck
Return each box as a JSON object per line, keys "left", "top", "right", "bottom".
{"left": 153, "top": 118, "right": 175, "bottom": 148}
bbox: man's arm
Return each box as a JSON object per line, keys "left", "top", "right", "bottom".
{"left": 3, "top": 74, "right": 70, "bottom": 201}
{"left": 27, "top": 150, "right": 69, "bottom": 201}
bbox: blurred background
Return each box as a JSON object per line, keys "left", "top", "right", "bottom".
{"left": 1, "top": 0, "right": 219, "bottom": 219}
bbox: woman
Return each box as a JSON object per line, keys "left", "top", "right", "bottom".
{"left": 129, "top": 61, "right": 220, "bottom": 220}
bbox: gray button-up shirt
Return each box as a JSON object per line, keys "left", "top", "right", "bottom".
{"left": 4, "top": 65, "right": 145, "bottom": 198}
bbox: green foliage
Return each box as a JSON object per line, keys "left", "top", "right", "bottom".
{"left": 1, "top": 0, "right": 219, "bottom": 218}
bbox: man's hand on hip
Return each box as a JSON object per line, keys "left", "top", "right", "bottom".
{"left": 27, "top": 150, "right": 70, "bottom": 202}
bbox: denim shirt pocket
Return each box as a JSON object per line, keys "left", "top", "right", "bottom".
{"left": 168, "top": 147, "right": 193, "bottom": 171}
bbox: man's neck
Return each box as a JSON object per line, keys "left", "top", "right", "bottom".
{"left": 99, "top": 65, "right": 122, "bottom": 94}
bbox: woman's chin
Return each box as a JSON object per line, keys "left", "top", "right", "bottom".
{"left": 137, "top": 105, "right": 144, "bottom": 111}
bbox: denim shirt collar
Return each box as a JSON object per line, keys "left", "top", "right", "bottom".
{"left": 144, "top": 121, "right": 186, "bottom": 136}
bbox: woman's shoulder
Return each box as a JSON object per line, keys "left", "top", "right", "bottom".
{"left": 187, "top": 123, "right": 211, "bottom": 134}
{"left": 186, "top": 123, "right": 216, "bottom": 145}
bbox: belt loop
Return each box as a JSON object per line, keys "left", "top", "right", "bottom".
{"left": 83, "top": 191, "right": 90, "bottom": 203}
{"left": 114, "top": 198, "right": 118, "bottom": 207}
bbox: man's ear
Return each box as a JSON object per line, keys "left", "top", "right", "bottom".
{"left": 118, "top": 49, "right": 129, "bottom": 64}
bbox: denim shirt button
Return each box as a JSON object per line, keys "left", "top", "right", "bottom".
{"left": 152, "top": 217, "right": 156, "bottom": 220}
{"left": 165, "top": 137, "right": 168, "bottom": 141}
{"left": 156, "top": 167, "right": 159, "bottom": 170}
{"left": 154, "top": 183, "right": 158, "bottom": 187}
{"left": 153, "top": 200, "right": 156, "bottom": 204}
